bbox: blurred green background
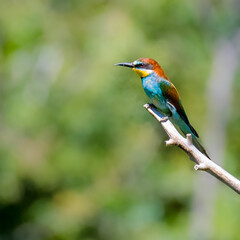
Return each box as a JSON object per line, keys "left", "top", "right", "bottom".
{"left": 0, "top": 0, "right": 240, "bottom": 239}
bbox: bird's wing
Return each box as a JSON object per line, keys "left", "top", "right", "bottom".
{"left": 159, "top": 79, "right": 199, "bottom": 138}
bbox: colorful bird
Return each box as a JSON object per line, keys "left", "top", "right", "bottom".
{"left": 115, "top": 58, "right": 210, "bottom": 158}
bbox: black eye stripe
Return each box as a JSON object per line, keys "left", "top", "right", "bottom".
{"left": 135, "top": 63, "right": 145, "bottom": 68}
{"left": 135, "top": 63, "right": 153, "bottom": 70}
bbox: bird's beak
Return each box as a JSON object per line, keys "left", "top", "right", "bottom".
{"left": 115, "top": 62, "right": 134, "bottom": 68}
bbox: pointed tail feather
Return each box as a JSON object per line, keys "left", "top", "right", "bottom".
{"left": 170, "top": 116, "right": 210, "bottom": 159}
{"left": 185, "top": 122, "right": 210, "bottom": 158}
{"left": 192, "top": 135, "right": 210, "bottom": 159}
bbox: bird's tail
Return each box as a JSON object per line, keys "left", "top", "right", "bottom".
{"left": 191, "top": 135, "right": 210, "bottom": 159}
{"left": 172, "top": 117, "right": 210, "bottom": 159}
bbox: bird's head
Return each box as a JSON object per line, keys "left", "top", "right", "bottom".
{"left": 115, "top": 58, "right": 168, "bottom": 79}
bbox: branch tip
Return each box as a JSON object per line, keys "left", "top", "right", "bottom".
{"left": 143, "top": 103, "right": 150, "bottom": 109}
{"left": 166, "top": 139, "right": 175, "bottom": 146}
{"left": 194, "top": 163, "right": 209, "bottom": 171}
{"left": 186, "top": 134, "right": 193, "bottom": 146}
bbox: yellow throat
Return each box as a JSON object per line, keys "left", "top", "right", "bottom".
{"left": 133, "top": 68, "right": 153, "bottom": 78}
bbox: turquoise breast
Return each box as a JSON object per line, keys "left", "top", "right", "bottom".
{"left": 142, "top": 74, "right": 170, "bottom": 114}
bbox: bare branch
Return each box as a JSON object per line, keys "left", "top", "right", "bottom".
{"left": 144, "top": 103, "right": 240, "bottom": 194}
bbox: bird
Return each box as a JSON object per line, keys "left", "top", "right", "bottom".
{"left": 115, "top": 58, "right": 210, "bottom": 158}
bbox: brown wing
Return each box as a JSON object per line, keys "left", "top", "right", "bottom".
{"left": 160, "top": 79, "right": 199, "bottom": 137}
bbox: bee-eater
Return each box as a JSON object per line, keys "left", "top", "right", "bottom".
{"left": 115, "top": 58, "right": 209, "bottom": 158}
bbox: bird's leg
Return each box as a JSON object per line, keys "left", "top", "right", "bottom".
{"left": 144, "top": 103, "right": 169, "bottom": 122}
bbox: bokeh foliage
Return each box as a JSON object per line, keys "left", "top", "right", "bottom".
{"left": 0, "top": 0, "right": 239, "bottom": 239}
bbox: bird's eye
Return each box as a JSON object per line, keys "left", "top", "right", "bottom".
{"left": 135, "top": 63, "right": 145, "bottom": 68}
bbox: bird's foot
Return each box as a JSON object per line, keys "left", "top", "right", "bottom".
{"left": 144, "top": 103, "right": 168, "bottom": 122}
{"left": 159, "top": 116, "right": 168, "bottom": 122}
{"left": 144, "top": 103, "right": 157, "bottom": 109}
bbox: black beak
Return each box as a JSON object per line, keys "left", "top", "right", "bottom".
{"left": 115, "top": 62, "right": 134, "bottom": 68}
